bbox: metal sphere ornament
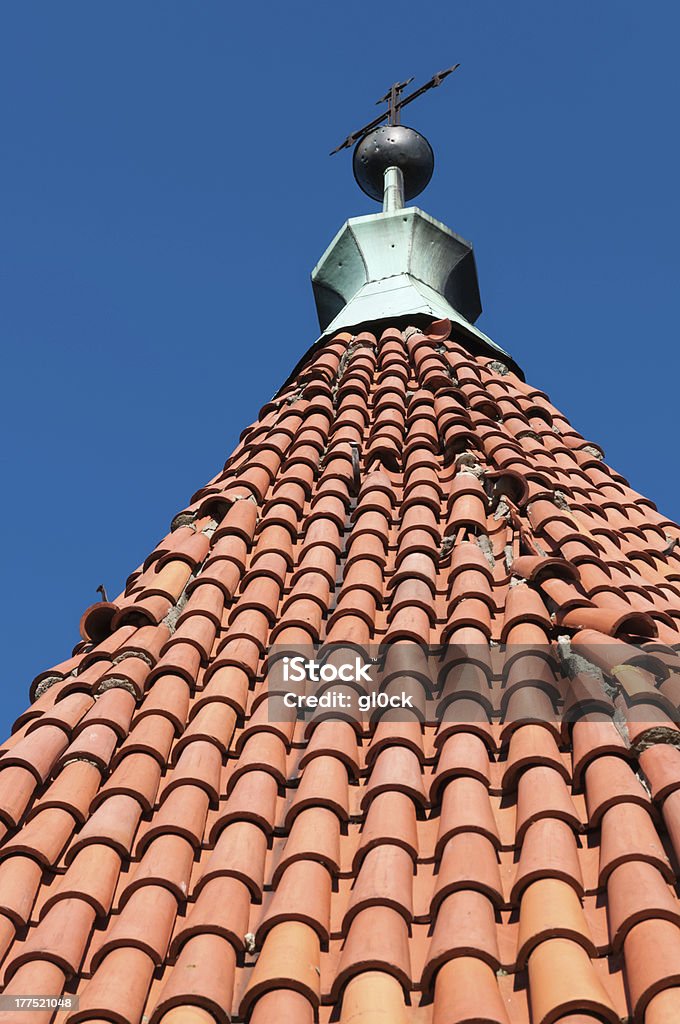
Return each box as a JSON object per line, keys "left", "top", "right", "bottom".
{"left": 352, "top": 125, "right": 434, "bottom": 203}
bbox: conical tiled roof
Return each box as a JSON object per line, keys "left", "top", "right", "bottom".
{"left": 2, "top": 317, "right": 680, "bottom": 1023}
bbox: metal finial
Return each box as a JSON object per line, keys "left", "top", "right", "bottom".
{"left": 330, "top": 64, "right": 459, "bottom": 155}
{"left": 331, "top": 64, "right": 459, "bottom": 210}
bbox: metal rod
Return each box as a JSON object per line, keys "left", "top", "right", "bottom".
{"left": 383, "top": 166, "right": 404, "bottom": 212}
{"left": 396, "top": 64, "right": 459, "bottom": 114}
{"left": 389, "top": 83, "right": 399, "bottom": 125}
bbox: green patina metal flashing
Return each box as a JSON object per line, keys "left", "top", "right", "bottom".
{"left": 311, "top": 206, "right": 512, "bottom": 361}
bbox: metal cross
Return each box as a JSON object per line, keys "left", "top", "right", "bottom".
{"left": 330, "top": 64, "right": 460, "bottom": 155}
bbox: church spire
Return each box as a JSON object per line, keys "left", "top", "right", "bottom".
{"left": 1, "top": 61, "right": 679, "bottom": 1024}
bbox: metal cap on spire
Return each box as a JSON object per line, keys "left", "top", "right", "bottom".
{"left": 312, "top": 62, "right": 514, "bottom": 370}
{"left": 331, "top": 65, "right": 459, "bottom": 210}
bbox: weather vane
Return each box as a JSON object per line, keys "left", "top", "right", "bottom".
{"left": 330, "top": 64, "right": 460, "bottom": 212}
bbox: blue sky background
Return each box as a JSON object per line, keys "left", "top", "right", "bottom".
{"left": 0, "top": 2, "right": 678, "bottom": 732}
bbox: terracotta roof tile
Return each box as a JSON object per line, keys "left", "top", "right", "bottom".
{"left": 3, "top": 320, "right": 680, "bottom": 1019}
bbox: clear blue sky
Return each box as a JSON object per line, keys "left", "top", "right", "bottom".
{"left": 1, "top": 2, "right": 678, "bottom": 733}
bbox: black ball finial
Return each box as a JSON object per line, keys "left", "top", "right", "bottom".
{"left": 352, "top": 125, "right": 434, "bottom": 203}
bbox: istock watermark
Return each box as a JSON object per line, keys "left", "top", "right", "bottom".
{"left": 263, "top": 640, "right": 680, "bottom": 727}
{"left": 281, "top": 655, "right": 373, "bottom": 684}
{"left": 274, "top": 650, "right": 415, "bottom": 717}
